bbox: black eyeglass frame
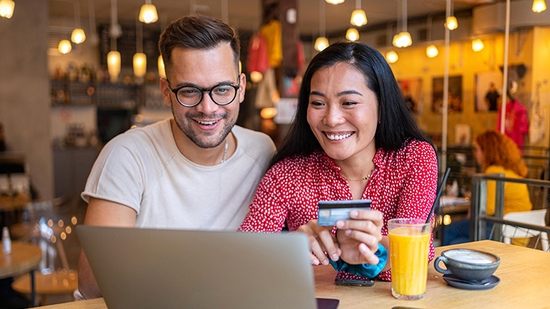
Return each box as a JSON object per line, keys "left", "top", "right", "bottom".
{"left": 167, "top": 80, "right": 241, "bottom": 108}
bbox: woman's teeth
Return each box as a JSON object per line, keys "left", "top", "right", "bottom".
{"left": 326, "top": 133, "right": 352, "bottom": 140}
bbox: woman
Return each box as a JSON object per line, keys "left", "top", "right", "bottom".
{"left": 239, "top": 42, "right": 438, "bottom": 281}
{"left": 443, "top": 130, "right": 532, "bottom": 245}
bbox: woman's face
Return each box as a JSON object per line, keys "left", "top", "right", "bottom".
{"left": 306, "top": 62, "right": 379, "bottom": 162}
{"left": 473, "top": 142, "right": 483, "bottom": 165}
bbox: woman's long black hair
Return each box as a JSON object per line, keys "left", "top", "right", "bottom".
{"left": 270, "top": 41, "right": 431, "bottom": 167}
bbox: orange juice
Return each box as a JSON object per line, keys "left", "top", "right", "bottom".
{"left": 388, "top": 219, "right": 431, "bottom": 300}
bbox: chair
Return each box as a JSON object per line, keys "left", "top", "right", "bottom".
{"left": 502, "top": 209, "right": 549, "bottom": 251}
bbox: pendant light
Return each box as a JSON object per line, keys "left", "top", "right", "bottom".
{"left": 158, "top": 56, "right": 166, "bottom": 78}
{"left": 532, "top": 0, "right": 547, "bottom": 12}
{"left": 315, "top": 0, "right": 329, "bottom": 51}
{"left": 71, "top": 0, "right": 86, "bottom": 44}
{"left": 325, "top": 0, "right": 344, "bottom": 4}
{"left": 108, "top": 0, "right": 121, "bottom": 82}
{"left": 139, "top": 0, "right": 158, "bottom": 24}
{"left": 444, "top": 1, "right": 458, "bottom": 30}
{"left": 0, "top": 0, "right": 15, "bottom": 19}
{"left": 346, "top": 28, "right": 359, "bottom": 41}
{"left": 425, "top": 16, "right": 439, "bottom": 58}
{"left": 472, "top": 39, "right": 484, "bottom": 52}
{"left": 350, "top": 0, "right": 367, "bottom": 27}
{"left": 392, "top": 0, "right": 412, "bottom": 48}
{"left": 133, "top": 18, "right": 147, "bottom": 79}
{"left": 58, "top": 39, "right": 72, "bottom": 54}
{"left": 386, "top": 50, "right": 398, "bottom": 63}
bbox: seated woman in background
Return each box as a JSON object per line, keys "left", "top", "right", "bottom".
{"left": 239, "top": 42, "right": 439, "bottom": 282}
{"left": 443, "top": 129, "right": 532, "bottom": 245}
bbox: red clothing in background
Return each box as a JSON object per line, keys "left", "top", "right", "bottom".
{"left": 496, "top": 99, "right": 529, "bottom": 150}
{"left": 239, "top": 139, "right": 438, "bottom": 281}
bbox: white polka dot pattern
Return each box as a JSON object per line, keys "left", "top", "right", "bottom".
{"left": 239, "top": 139, "right": 438, "bottom": 281}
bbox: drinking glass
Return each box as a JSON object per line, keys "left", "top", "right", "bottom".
{"left": 388, "top": 218, "right": 431, "bottom": 300}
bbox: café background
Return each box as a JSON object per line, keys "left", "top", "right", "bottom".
{"left": 1, "top": 0, "right": 549, "bottom": 201}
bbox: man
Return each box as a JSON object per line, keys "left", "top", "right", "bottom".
{"left": 77, "top": 15, "right": 276, "bottom": 299}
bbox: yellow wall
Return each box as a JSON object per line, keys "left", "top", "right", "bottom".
{"left": 386, "top": 28, "right": 548, "bottom": 148}
{"left": 531, "top": 27, "right": 550, "bottom": 149}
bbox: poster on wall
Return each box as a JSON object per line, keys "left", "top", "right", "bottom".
{"left": 431, "top": 75, "right": 462, "bottom": 113}
{"left": 475, "top": 71, "right": 502, "bottom": 112}
{"left": 397, "top": 78, "right": 423, "bottom": 114}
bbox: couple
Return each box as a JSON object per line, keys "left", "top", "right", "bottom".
{"left": 78, "top": 15, "right": 438, "bottom": 299}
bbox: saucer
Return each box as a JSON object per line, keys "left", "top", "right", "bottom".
{"left": 442, "top": 274, "right": 500, "bottom": 290}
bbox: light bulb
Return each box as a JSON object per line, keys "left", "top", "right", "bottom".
{"left": 158, "top": 56, "right": 166, "bottom": 78}
{"left": 392, "top": 32, "right": 412, "bottom": 48}
{"left": 346, "top": 28, "right": 359, "bottom": 41}
{"left": 426, "top": 44, "right": 439, "bottom": 58}
{"left": 58, "top": 40, "right": 72, "bottom": 54}
{"left": 0, "top": 0, "right": 15, "bottom": 19}
{"left": 71, "top": 28, "right": 86, "bottom": 44}
{"left": 472, "top": 39, "right": 484, "bottom": 52}
{"left": 445, "top": 16, "right": 458, "bottom": 30}
{"left": 386, "top": 51, "right": 398, "bottom": 63}
{"left": 350, "top": 9, "right": 367, "bottom": 27}
{"left": 315, "top": 37, "right": 329, "bottom": 52}
{"left": 133, "top": 53, "right": 147, "bottom": 77}
{"left": 325, "top": 0, "right": 345, "bottom": 4}
{"left": 139, "top": 4, "right": 158, "bottom": 23}
{"left": 532, "top": 0, "right": 547, "bottom": 12}
{"left": 107, "top": 51, "right": 121, "bottom": 82}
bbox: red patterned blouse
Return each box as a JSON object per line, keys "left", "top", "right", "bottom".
{"left": 239, "top": 139, "right": 438, "bottom": 281}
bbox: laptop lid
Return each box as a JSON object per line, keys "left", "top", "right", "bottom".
{"left": 77, "top": 226, "right": 334, "bottom": 309}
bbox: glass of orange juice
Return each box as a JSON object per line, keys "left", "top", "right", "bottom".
{"left": 388, "top": 218, "right": 431, "bottom": 300}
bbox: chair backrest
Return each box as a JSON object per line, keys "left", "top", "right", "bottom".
{"left": 503, "top": 209, "right": 549, "bottom": 251}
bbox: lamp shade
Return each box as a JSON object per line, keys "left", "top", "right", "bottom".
{"left": 158, "top": 56, "right": 166, "bottom": 78}
{"left": 133, "top": 53, "right": 147, "bottom": 77}
{"left": 314, "top": 37, "right": 329, "bottom": 51}
{"left": 426, "top": 44, "right": 439, "bottom": 58}
{"left": 58, "top": 40, "right": 72, "bottom": 54}
{"left": 392, "top": 31, "right": 412, "bottom": 48}
{"left": 532, "top": 0, "right": 547, "bottom": 12}
{"left": 71, "top": 28, "right": 86, "bottom": 44}
{"left": 445, "top": 16, "right": 458, "bottom": 30}
{"left": 325, "top": 0, "right": 344, "bottom": 4}
{"left": 472, "top": 39, "right": 484, "bottom": 52}
{"left": 350, "top": 9, "right": 367, "bottom": 27}
{"left": 0, "top": 0, "right": 15, "bottom": 19}
{"left": 139, "top": 4, "right": 158, "bottom": 23}
{"left": 386, "top": 51, "right": 398, "bottom": 63}
{"left": 107, "top": 51, "right": 121, "bottom": 82}
{"left": 346, "top": 28, "right": 359, "bottom": 41}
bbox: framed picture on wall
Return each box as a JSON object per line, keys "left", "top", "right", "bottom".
{"left": 397, "top": 78, "right": 423, "bottom": 114}
{"left": 431, "top": 75, "right": 463, "bottom": 113}
{"left": 475, "top": 71, "right": 502, "bottom": 112}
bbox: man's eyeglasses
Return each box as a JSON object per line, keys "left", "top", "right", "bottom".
{"left": 168, "top": 81, "right": 240, "bottom": 108}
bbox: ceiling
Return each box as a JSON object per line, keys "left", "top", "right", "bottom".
{"left": 48, "top": 0, "right": 497, "bottom": 38}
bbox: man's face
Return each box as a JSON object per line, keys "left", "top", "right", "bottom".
{"left": 160, "top": 43, "right": 245, "bottom": 149}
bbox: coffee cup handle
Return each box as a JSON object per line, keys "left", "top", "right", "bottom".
{"left": 434, "top": 256, "right": 452, "bottom": 275}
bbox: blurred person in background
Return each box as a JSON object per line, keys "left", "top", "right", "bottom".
{"left": 443, "top": 130, "right": 532, "bottom": 245}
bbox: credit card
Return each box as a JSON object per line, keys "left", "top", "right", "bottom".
{"left": 317, "top": 199, "right": 371, "bottom": 226}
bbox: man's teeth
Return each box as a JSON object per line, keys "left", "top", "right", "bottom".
{"left": 326, "top": 133, "right": 352, "bottom": 140}
{"left": 197, "top": 120, "right": 217, "bottom": 125}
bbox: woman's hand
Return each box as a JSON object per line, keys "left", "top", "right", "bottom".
{"left": 297, "top": 220, "right": 341, "bottom": 266}
{"left": 335, "top": 209, "right": 383, "bottom": 265}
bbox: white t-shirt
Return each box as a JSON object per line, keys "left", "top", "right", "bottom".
{"left": 82, "top": 119, "right": 276, "bottom": 230}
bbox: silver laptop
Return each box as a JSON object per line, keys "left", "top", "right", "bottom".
{"left": 77, "top": 226, "right": 339, "bottom": 309}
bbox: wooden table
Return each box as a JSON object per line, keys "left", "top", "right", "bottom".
{"left": 0, "top": 241, "right": 42, "bottom": 306}
{"left": 39, "top": 240, "right": 550, "bottom": 309}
